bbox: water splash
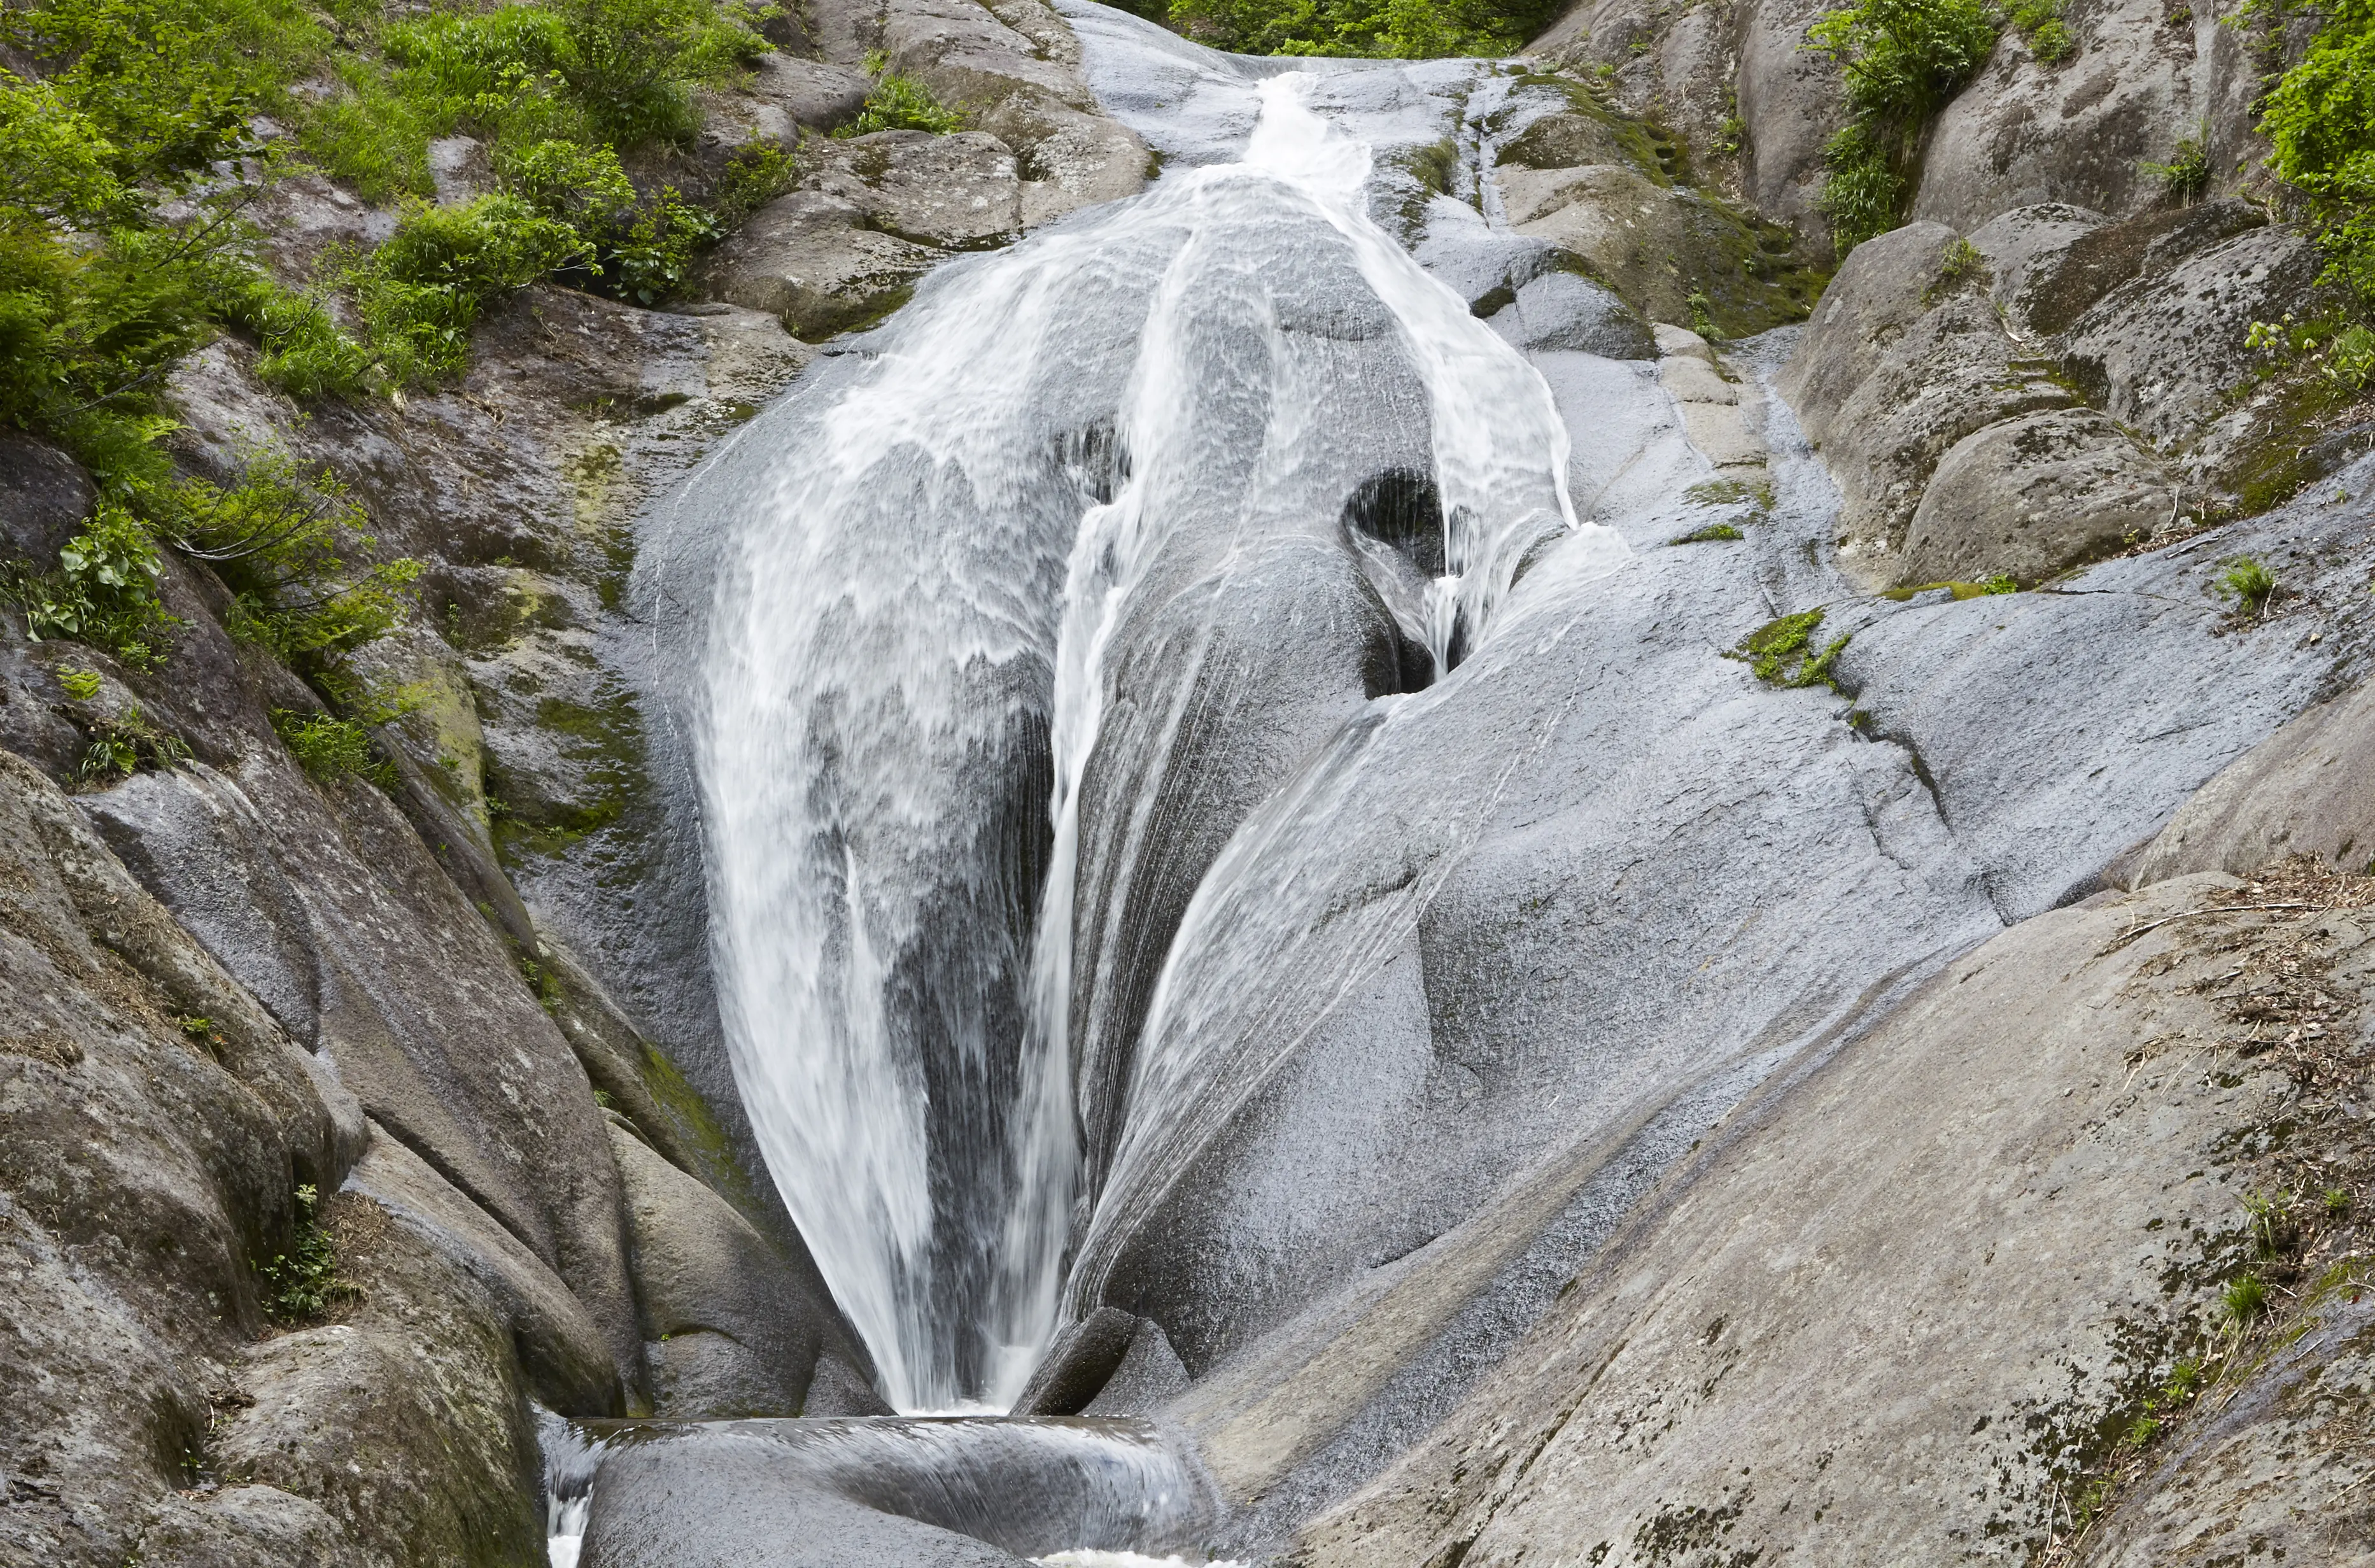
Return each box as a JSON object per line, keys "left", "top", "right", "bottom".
{"left": 693, "top": 66, "right": 1615, "bottom": 1413}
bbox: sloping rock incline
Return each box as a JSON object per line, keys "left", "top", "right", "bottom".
{"left": 1298, "top": 873, "right": 2373, "bottom": 1568}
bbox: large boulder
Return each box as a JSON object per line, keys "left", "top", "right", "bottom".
{"left": 1912, "top": 0, "right": 2267, "bottom": 232}
{"left": 2061, "top": 223, "right": 2329, "bottom": 453}
{"left": 2125, "top": 676, "right": 2375, "bottom": 886}
{"left": 0, "top": 749, "right": 358, "bottom": 1568}
{"left": 605, "top": 1119, "right": 884, "bottom": 1418}
{"left": 207, "top": 1171, "right": 549, "bottom": 1568}
{"left": 1899, "top": 406, "right": 2176, "bottom": 586}
{"left": 702, "top": 190, "right": 943, "bottom": 339}
{"left": 807, "top": 130, "right": 1026, "bottom": 250}
{"left": 1298, "top": 875, "right": 2360, "bottom": 1565}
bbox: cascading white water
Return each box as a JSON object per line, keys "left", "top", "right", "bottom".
{"left": 694, "top": 64, "right": 1615, "bottom": 1413}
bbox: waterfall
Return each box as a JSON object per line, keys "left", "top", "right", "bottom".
{"left": 693, "top": 64, "right": 1616, "bottom": 1413}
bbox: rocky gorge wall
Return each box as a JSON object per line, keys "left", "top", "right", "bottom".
{"left": 1, "top": 0, "right": 2372, "bottom": 1565}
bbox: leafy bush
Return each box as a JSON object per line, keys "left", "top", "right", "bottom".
{"left": 1806, "top": 0, "right": 1998, "bottom": 252}
{"left": 2008, "top": 0, "right": 2072, "bottom": 62}
{"left": 2260, "top": 0, "right": 2375, "bottom": 308}
{"left": 8, "top": 504, "right": 179, "bottom": 668}
{"left": 1730, "top": 608, "right": 1852, "bottom": 688}
{"left": 2141, "top": 132, "right": 2211, "bottom": 205}
{"left": 258, "top": 1183, "right": 356, "bottom": 1321}
{"left": 1167, "top": 0, "right": 1567, "bottom": 57}
{"left": 171, "top": 454, "right": 421, "bottom": 663}
{"left": 842, "top": 70, "right": 966, "bottom": 136}
{"left": 79, "top": 703, "right": 188, "bottom": 779}
{"left": 272, "top": 709, "right": 391, "bottom": 785}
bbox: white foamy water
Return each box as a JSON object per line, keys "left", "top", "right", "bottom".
{"left": 693, "top": 60, "right": 1619, "bottom": 1413}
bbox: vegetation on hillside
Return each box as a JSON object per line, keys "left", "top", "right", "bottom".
{"left": 2260, "top": 0, "right": 2375, "bottom": 316}
{"left": 0, "top": 0, "right": 786, "bottom": 773}
{"left": 1805, "top": 0, "right": 1998, "bottom": 253}
{"left": 1162, "top": 0, "right": 1568, "bottom": 58}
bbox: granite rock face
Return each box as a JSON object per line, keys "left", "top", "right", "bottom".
{"left": 1298, "top": 875, "right": 2374, "bottom": 1567}
{"left": 2126, "top": 676, "right": 2375, "bottom": 886}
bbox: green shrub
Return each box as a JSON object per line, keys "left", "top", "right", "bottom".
{"left": 2323, "top": 322, "right": 2375, "bottom": 390}
{"left": 1806, "top": 0, "right": 1998, "bottom": 252}
{"left": 78, "top": 702, "right": 188, "bottom": 779}
{"left": 2222, "top": 1272, "right": 2267, "bottom": 1325}
{"left": 2141, "top": 132, "right": 2211, "bottom": 205}
{"left": 2008, "top": 0, "right": 2072, "bottom": 62}
{"left": 272, "top": 709, "right": 391, "bottom": 785}
{"left": 258, "top": 1183, "right": 356, "bottom": 1321}
{"left": 171, "top": 454, "right": 421, "bottom": 663}
{"left": 2260, "top": 0, "right": 2375, "bottom": 309}
{"left": 9, "top": 504, "right": 179, "bottom": 668}
{"left": 1671, "top": 522, "right": 1745, "bottom": 544}
{"left": 1166, "top": 0, "right": 1565, "bottom": 57}
{"left": 842, "top": 71, "right": 965, "bottom": 136}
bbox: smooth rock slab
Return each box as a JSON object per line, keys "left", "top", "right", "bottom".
{"left": 2127, "top": 674, "right": 2375, "bottom": 886}
{"left": 1297, "top": 876, "right": 2338, "bottom": 1567}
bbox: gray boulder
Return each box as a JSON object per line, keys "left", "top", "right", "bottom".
{"left": 1899, "top": 407, "right": 2176, "bottom": 586}
{"left": 0, "top": 432, "right": 94, "bottom": 562}
{"left": 1996, "top": 197, "right": 2264, "bottom": 337}
{"left": 2061, "top": 224, "right": 2328, "bottom": 453}
{"left": 1013, "top": 1306, "right": 1141, "bottom": 1416}
{"left": 809, "top": 130, "right": 1025, "bottom": 250}
{"left": 1487, "top": 271, "right": 1656, "bottom": 358}
{"left": 702, "top": 190, "right": 943, "bottom": 338}
{"left": 1912, "top": 0, "right": 2269, "bottom": 233}
{"left": 126, "top": 1487, "right": 357, "bottom": 1568}
{"left": 347, "top": 1126, "right": 623, "bottom": 1416}
{"left": 880, "top": 0, "right": 1148, "bottom": 229}
{"left": 0, "top": 750, "right": 355, "bottom": 1568}
{"left": 208, "top": 1175, "right": 549, "bottom": 1568}
{"left": 2126, "top": 675, "right": 2375, "bottom": 886}
{"left": 1297, "top": 875, "right": 2349, "bottom": 1565}
{"left": 605, "top": 1119, "right": 880, "bottom": 1418}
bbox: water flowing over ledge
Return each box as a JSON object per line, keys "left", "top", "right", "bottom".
{"left": 689, "top": 55, "right": 1619, "bottom": 1414}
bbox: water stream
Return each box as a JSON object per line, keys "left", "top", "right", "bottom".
{"left": 690, "top": 46, "right": 1617, "bottom": 1416}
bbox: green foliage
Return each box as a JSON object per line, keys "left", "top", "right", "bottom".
{"left": 8, "top": 504, "right": 178, "bottom": 667}
{"left": 78, "top": 702, "right": 188, "bottom": 779}
{"left": 1688, "top": 288, "right": 1720, "bottom": 339}
{"left": 1670, "top": 521, "right": 1745, "bottom": 543}
{"left": 1817, "top": 122, "right": 1905, "bottom": 254}
{"left": 2261, "top": 0, "right": 2375, "bottom": 308}
{"left": 2325, "top": 1186, "right": 2355, "bottom": 1215}
{"left": 842, "top": 71, "right": 965, "bottom": 136}
{"left": 1731, "top": 609, "right": 1852, "bottom": 689}
{"left": 1927, "top": 236, "right": 1988, "bottom": 302}
{"left": 172, "top": 453, "right": 421, "bottom": 663}
{"left": 2222, "top": 1272, "right": 2268, "bottom": 1325}
{"left": 1166, "top": 0, "right": 1566, "bottom": 57}
{"left": 272, "top": 709, "right": 391, "bottom": 786}
{"left": 2217, "top": 554, "right": 2278, "bottom": 617}
{"left": 259, "top": 1183, "right": 355, "bottom": 1322}
{"left": 2008, "top": 0, "right": 2072, "bottom": 62}
{"left": 2140, "top": 131, "right": 2211, "bottom": 205}
{"left": 2324, "top": 323, "right": 2375, "bottom": 390}
{"left": 57, "top": 666, "right": 102, "bottom": 700}
{"left": 1806, "top": 0, "right": 1998, "bottom": 252}
{"left": 1684, "top": 476, "right": 1777, "bottom": 511}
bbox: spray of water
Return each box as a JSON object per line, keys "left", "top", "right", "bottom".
{"left": 693, "top": 69, "right": 1613, "bottom": 1413}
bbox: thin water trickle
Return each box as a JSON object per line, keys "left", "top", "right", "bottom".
{"left": 693, "top": 60, "right": 1618, "bottom": 1414}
